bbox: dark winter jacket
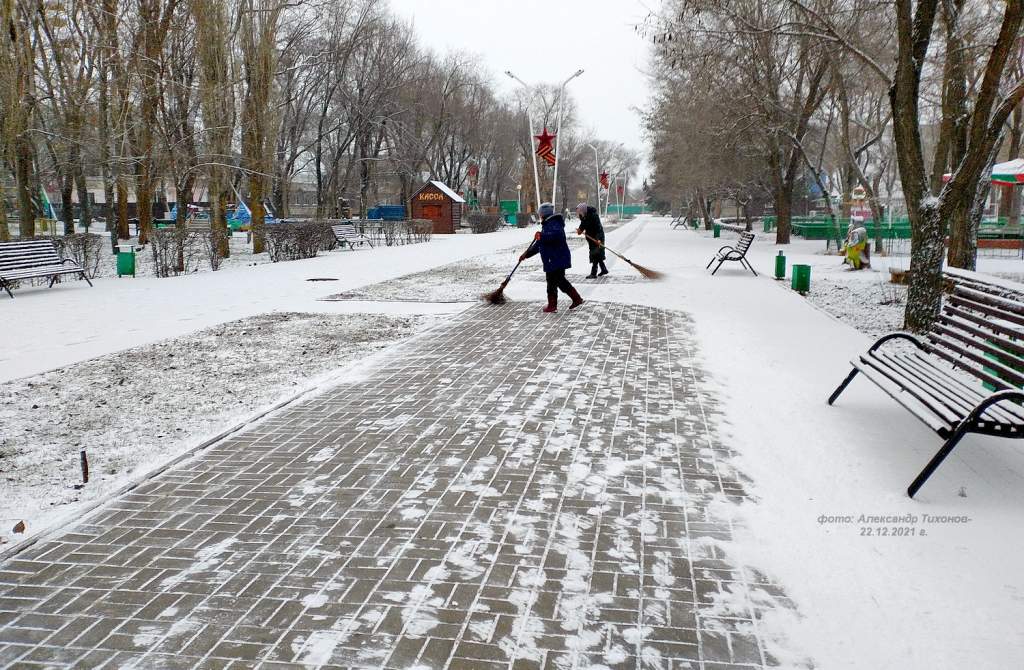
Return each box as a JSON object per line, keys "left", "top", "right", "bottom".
{"left": 523, "top": 214, "right": 572, "bottom": 272}
{"left": 577, "top": 206, "right": 606, "bottom": 263}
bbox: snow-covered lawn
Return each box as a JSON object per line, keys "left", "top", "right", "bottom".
{"left": 741, "top": 229, "right": 1024, "bottom": 338}
{"left": 0, "top": 311, "right": 437, "bottom": 546}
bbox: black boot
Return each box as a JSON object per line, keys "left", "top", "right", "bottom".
{"left": 568, "top": 286, "right": 585, "bottom": 309}
{"left": 598, "top": 262, "right": 609, "bottom": 276}
{"left": 587, "top": 263, "right": 598, "bottom": 279}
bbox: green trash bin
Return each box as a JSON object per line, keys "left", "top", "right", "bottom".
{"left": 764, "top": 220, "right": 772, "bottom": 233}
{"left": 713, "top": 223, "right": 721, "bottom": 238}
{"left": 792, "top": 264, "right": 810, "bottom": 293}
{"left": 117, "top": 244, "right": 136, "bottom": 278}
{"left": 774, "top": 251, "right": 786, "bottom": 280}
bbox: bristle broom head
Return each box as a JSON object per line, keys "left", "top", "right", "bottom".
{"left": 482, "top": 288, "right": 507, "bottom": 305}
{"left": 623, "top": 258, "right": 664, "bottom": 280}
{"left": 635, "top": 265, "right": 664, "bottom": 280}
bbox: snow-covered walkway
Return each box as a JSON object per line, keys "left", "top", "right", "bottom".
{"left": 0, "top": 301, "right": 800, "bottom": 668}
{"left": 1, "top": 216, "right": 1022, "bottom": 668}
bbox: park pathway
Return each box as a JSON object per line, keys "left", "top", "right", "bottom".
{"left": 0, "top": 302, "right": 797, "bottom": 669}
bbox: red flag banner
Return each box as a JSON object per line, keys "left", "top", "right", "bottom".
{"left": 599, "top": 171, "right": 609, "bottom": 189}
{"left": 535, "top": 128, "right": 556, "bottom": 167}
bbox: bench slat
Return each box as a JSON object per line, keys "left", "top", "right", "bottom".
{"left": 954, "top": 284, "right": 1024, "bottom": 318}
{"left": 857, "top": 354, "right": 964, "bottom": 425}
{"left": 948, "top": 293, "right": 1024, "bottom": 330}
{"left": 926, "top": 330, "right": 1024, "bottom": 389}
{"left": 876, "top": 352, "right": 977, "bottom": 413}
{"left": 931, "top": 321, "right": 1024, "bottom": 379}
{"left": 925, "top": 343, "right": 1015, "bottom": 393}
{"left": 879, "top": 351, "right": 1024, "bottom": 425}
{"left": 0, "top": 265, "right": 84, "bottom": 280}
{"left": 853, "top": 357, "right": 957, "bottom": 434}
{"left": 1, "top": 258, "right": 64, "bottom": 270}
{"left": 939, "top": 308, "right": 1024, "bottom": 359}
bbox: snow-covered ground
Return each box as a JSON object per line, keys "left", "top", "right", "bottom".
{"left": 3, "top": 215, "right": 1023, "bottom": 668}
{"left": 0, "top": 227, "right": 530, "bottom": 383}
{"left": 0, "top": 312, "right": 438, "bottom": 546}
{"left": 592, "top": 219, "right": 1024, "bottom": 669}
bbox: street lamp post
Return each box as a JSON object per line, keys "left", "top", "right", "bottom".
{"left": 551, "top": 69, "right": 585, "bottom": 208}
{"left": 505, "top": 71, "right": 543, "bottom": 215}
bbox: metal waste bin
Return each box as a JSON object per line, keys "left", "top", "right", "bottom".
{"left": 713, "top": 223, "right": 721, "bottom": 238}
{"left": 117, "top": 244, "right": 136, "bottom": 278}
{"left": 774, "top": 251, "right": 786, "bottom": 280}
{"left": 792, "top": 264, "right": 811, "bottom": 293}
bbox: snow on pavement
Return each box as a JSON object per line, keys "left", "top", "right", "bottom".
{"left": 0, "top": 300, "right": 804, "bottom": 668}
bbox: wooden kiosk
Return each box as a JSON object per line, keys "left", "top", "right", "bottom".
{"left": 410, "top": 181, "right": 465, "bottom": 234}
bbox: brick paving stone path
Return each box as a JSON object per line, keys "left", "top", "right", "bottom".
{"left": 0, "top": 302, "right": 798, "bottom": 669}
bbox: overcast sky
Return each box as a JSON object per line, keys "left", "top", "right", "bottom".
{"left": 388, "top": 0, "right": 654, "bottom": 182}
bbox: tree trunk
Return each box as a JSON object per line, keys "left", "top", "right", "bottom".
{"left": 15, "top": 137, "right": 36, "bottom": 238}
{"left": 61, "top": 173, "right": 75, "bottom": 235}
{"left": 136, "top": 168, "right": 153, "bottom": 244}
{"left": 945, "top": 196, "right": 973, "bottom": 269}
{"left": 774, "top": 186, "right": 792, "bottom": 244}
{"left": 905, "top": 201, "right": 946, "bottom": 331}
{"left": 0, "top": 195, "right": 9, "bottom": 241}
{"left": 116, "top": 178, "right": 130, "bottom": 239}
{"left": 97, "top": 62, "right": 112, "bottom": 232}
{"left": 695, "top": 188, "right": 713, "bottom": 229}
{"left": 210, "top": 177, "right": 229, "bottom": 257}
{"left": 75, "top": 167, "right": 91, "bottom": 231}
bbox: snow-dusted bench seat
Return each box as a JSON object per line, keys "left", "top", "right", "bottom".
{"left": 0, "top": 239, "right": 92, "bottom": 298}
{"left": 706, "top": 231, "right": 756, "bottom": 276}
{"left": 829, "top": 270, "right": 1024, "bottom": 497}
{"left": 331, "top": 222, "right": 374, "bottom": 250}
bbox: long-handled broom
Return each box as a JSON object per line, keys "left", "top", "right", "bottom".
{"left": 482, "top": 241, "right": 536, "bottom": 305}
{"left": 584, "top": 234, "right": 663, "bottom": 280}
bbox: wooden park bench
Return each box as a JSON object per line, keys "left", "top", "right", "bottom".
{"left": 331, "top": 222, "right": 374, "bottom": 250}
{"left": 670, "top": 216, "right": 686, "bottom": 229}
{"left": 828, "top": 270, "right": 1024, "bottom": 497}
{"left": 706, "top": 231, "right": 757, "bottom": 276}
{"left": 0, "top": 239, "right": 92, "bottom": 298}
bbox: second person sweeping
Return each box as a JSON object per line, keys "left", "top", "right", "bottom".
{"left": 520, "top": 202, "right": 584, "bottom": 313}
{"left": 576, "top": 202, "right": 607, "bottom": 278}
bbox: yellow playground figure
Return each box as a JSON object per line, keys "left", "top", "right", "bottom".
{"left": 842, "top": 222, "right": 870, "bottom": 270}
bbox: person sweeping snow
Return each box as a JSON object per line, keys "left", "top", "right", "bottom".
{"left": 576, "top": 202, "right": 607, "bottom": 278}
{"left": 519, "top": 203, "right": 584, "bottom": 313}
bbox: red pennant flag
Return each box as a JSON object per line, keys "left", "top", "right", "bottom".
{"left": 535, "top": 128, "right": 556, "bottom": 167}
{"left": 599, "top": 171, "right": 609, "bottom": 189}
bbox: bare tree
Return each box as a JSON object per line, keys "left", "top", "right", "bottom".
{"left": 191, "top": 0, "right": 233, "bottom": 255}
